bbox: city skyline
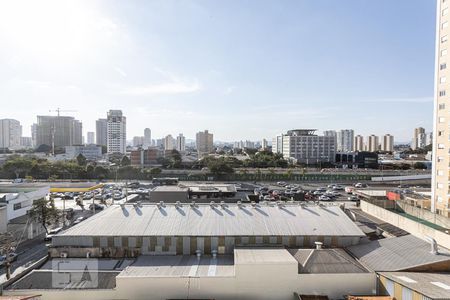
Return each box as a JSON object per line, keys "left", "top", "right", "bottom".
{"left": 0, "top": 0, "right": 436, "bottom": 141}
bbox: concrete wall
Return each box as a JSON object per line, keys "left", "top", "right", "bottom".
{"left": 0, "top": 206, "right": 7, "bottom": 233}
{"left": 396, "top": 201, "right": 450, "bottom": 229}
{"left": 360, "top": 200, "right": 450, "bottom": 249}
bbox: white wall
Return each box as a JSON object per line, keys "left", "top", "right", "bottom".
{"left": 0, "top": 206, "right": 7, "bottom": 233}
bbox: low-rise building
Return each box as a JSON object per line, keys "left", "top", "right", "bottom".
{"left": 65, "top": 145, "right": 103, "bottom": 161}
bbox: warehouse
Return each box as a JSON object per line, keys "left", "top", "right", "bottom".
{"left": 50, "top": 202, "right": 365, "bottom": 258}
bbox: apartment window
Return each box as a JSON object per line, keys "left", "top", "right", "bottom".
{"left": 441, "top": 63, "right": 447, "bottom": 70}
{"left": 441, "top": 76, "right": 447, "bottom": 83}
{"left": 440, "top": 90, "right": 446, "bottom": 96}
{"left": 438, "top": 156, "right": 444, "bottom": 162}
{"left": 439, "top": 103, "right": 446, "bottom": 110}
{"left": 443, "top": 35, "right": 449, "bottom": 43}
{"left": 438, "top": 143, "right": 445, "bottom": 149}
{"left": 443, "top": 21, "right": 449, "bottom": 29}
{"left": 13, "top": 203, "right": 21, "bottom": 210}
{"left": 442, "top": 49, "right": 448, "bottom": 56}
{"left": 438, "top": 170, "right": 444, "bottom": 176}
{"left": 438, "top": 196, "right": 443, "bottom": 203}
{"left": 444, "top": 8, "right": 449, "bottom": 16}
{"left": 439, "top": 117, "right": 446, "bottom": 123}
{"left": 439, "top": 130, "right": 444, "bottom": 136}
{"left": 438, "top": 183, "right": 444, "bottom": 189}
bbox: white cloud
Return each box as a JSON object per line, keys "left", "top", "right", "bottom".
{"left": 120, "top": 80, "right": 202, "bottom": 96}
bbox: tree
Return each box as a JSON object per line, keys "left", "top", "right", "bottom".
{"left": 150, "top": 167, "right": 162, "bottom": 175}
{"left": 94, "top": 166, "right": 109, "bottom": 180}
{"left": 3, "top": 156, "right": 34, "bottom": 178}
{"left": 27, "top": 198, "right": 60, "bottom": 234}
{"left": 76, "top": 153, "right": 87, "bottom": 166}
{"left": 121, "top": 156, "right": 131, "bottom": 167}
{"left": 413, "top": 162, "right": 428, "bottom": 170}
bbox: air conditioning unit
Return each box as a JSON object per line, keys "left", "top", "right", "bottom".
{"left": 60, "top": 252, "right": 68, "bottom": 258}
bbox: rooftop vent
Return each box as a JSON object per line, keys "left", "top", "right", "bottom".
{"left": 220, "top": 201, "right": 227, "bottom": 208}
{"left": 120, "top": 203, "right": 125, "bottom": 209}
{"left": 159, "top": 201, "right": 165, "bottom": 207}
{"left": 175, "top": 201, "right": 182, "bottom": 207}
{"left": 190, "top": 201, "right": 196, "bottom": 208}
{"left": 277, "top": 201, "right": 284, "bottom": 208}
{"left": 425, "top": 236, "right": 439, "bottom": 255}
{"left": 210, "top": 201, "right": 216, "bottom": 208}
{"left": 251, "top": 201, "right": 256, "bottom": 208}
{"left": 237, "top": 201, "right": 244, "bottom": 209}
{"left": 195, "top": 249, "right": 202, "bottom": 260}
{"left": 212, "top": 249, "right": 218, "bottom": 259}
{"left": 136, "top": 201, "right": 142, "bottom": 207}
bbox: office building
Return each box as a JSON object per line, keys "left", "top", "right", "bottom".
{"left": 133, "top": 136, "right": 144, "bottom": 147}
{"left": 164, "top": 134, "right": 175, "bottom": 151}
{"left": 412, "top": 127, "right": 426, "bottom": 150}
{"left": 87, "top": 131, "right": 95, "bottom": 145}
{"left": 196, "top": 130, "right": 214, "bottom": 157}
{"left": 20, "top": 137, "right": 32, "bottom": 148}
{"left": 35, "top": 116, "right": 82, "bottom": 149}
{"left": 130, "top": 147, "right": 160, "bottom": 167}
{"left": 335, "top": 152, "right": 379, "bottom": 169}
{"left": 31, "top": 123, "right": 37, "bottom": 148}
{"left": 433, "top": 0, "right": 450, "bottom": 217}
{"left": 381, "top": 134, "right": 394, "bottom": 152}
{"left": 354, "top": 135, "right": 364, "bottom": 152}
{"left": 96, "top": 118, "right": 107, "bottom": 146}
{"left": 273, "top": 129, "right": 336, "bottom": 165}
{"left": 0, "top": 119, "right": 22, "bottom": 149}
{"left": 323, "top": 130, "right": 337, "bottom": 137}
{"left": 261, "top": 138, "right": 268, "bottom": 150}
{"left": 144, "top": 128, "right": 151, "bottom": 148}
{"left": 337, "top": 129, "right": 354, "bottom": 152}
{"left": 176, "top": 134, "right": 185, "bottom": 152}
{"left": 366, "top": 135, "right": 379, "bottom": 152}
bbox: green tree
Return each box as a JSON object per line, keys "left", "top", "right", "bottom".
{"left": 150, "top": 167, "right": 162, "bottom": 175}
{"left": 3, "top": 156, "right": 34, "bottom": 178}
{"left": 28, "top": 198, "right": 61, "bottom": 234}
{"left": 76, "top": 153, "right": 87, "bottom": 166}
{"left": 121, "top": 156, "right": 131, "bottom": 167}
{"left": 413, "top": 162, "right": 428, "bottom": 170}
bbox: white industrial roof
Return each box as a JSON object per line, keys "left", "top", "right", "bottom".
{"left": 58, "top": 203, "right": 364, "bottom": 237}
{"left": 234, "top": 248, "right": 298, "bottom": 265}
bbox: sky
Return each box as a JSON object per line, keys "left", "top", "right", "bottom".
{"left": 0, "top": 0, "right": 437, "bottom": 143}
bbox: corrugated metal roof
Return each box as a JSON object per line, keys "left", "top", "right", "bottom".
{"left": 57, "top": 203, "right": 365, "bottom": 237}
{"left": 347, "top": 235, "right": 450, "bottom": 271}
{"left": 379, "top": 272, "right": 450, "bottom": 300}
{"left": 235, "top": 248, "right": 298, "bottom": 265}
{"left": 289, "top": 249, "right": 369, "bottom": 274}
{"left": 118, "top": 255, "right": 234, "bottom": 278}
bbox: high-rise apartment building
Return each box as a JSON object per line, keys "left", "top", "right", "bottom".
{"left": 366, "top": 135, "right": 379, "bottom": 152}
{"left": 381, "top": 134, "right": 394, "bottom": 152}
{"left": 412, "top": 127, "right": 426, "bottom": 150}
{"left": 176, "top": 134, "right": 185, "bottom": 152}
{"left": 353, "top": 135, "right": 364, "bottom": 152}
{"left": 144, "top": 128, "right": 151, "bottom": 148}
{"left": 337, "top": 129, "right": 354, "bottom": 152}
{"left": 196, "top": 130, "right": 214, "bottom": 157}
{"left": 87, "top": 132, "right": 95, "bottom": 145}
{"left": 164, "top": 134, "right": 175, "bottom": 151}
{"left": 0, "top": 119, "right": 22, "bottom": 149}
{"left": 107, "top": 110, "right": 126, "bottom": 154}
{"left": 133, "top": 136, "right": 144, "bottom": 147}
{"left": 323, "top": 130, "right": 337, "bottom": 138}
{"left": 433, "top": 0, "right": 450, "bottom": 217}
{"left": 261, "top": 138, "right": 268, "bottom": 150}
{"left": 273, "top": 129, "right": 336, "bottom": 165}
{"left": 96, "top": 118, "right": 107, "bottom": 146}
{"left": 31, "top": 123, "right": 37, "bottom": 148}
{"left": 35, "top": 116, "right": 82, "bottom": 149}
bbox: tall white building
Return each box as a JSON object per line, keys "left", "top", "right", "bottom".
{"left": 87, "top": 132, "right": 95, "bottom": 145}
{"left": 176, "top": 134, "right": 186, "bottom": 152}
{"left": 366, "top": 135, "right": 379, "bottom": 153}
{"left": 381, "top": 134, "right": 394, "bottom": 152}
{"left": 273, "top": 129, "right": 336, "bottom": 165}
{"left": 0, "top": 119, "right": 22, "bottom": 149}
{"left": 196, "top": 130, "right": 214, "bottom": 157}
{"left": 323, "top": 130, "right": 337, "bottom": 138}
{"left": 133, "top": 136, "right": 144, "bottom": 147}
{"left": 164, "top": 134, "right": 175, "bottom": 151}
{"left": 336, "top": 129, "right": 354, "bottom": 152}
{"left": 107, "top": 110, "right": 126, "bottom": 154}
{"left": 31, "top": 123, "right": 37, "bottom": 148}
{"left": 261, "top": 138, "right": 268, "bottom": 150}
{"left": 144, "top": 128, "right": 152, "bottom": 148}
{"left": 412, "top": 127, "right": 426, "bottom": 150}
{"left": 353, "top": 135, "right": 364, "bottom": 152}
{"left": 96, "top": 118, "right": 107, "bottom": 146}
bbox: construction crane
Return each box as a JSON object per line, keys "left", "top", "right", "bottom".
{"left": 48, "top": 108, "right": 78, "bottom": 156}
{"left": 49, "top": 108, "right": 77, "bottom": 117}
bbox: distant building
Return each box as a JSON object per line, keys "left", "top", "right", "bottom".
{"left": 366, "top": 135, "right": 379, "bottom": 152}
{"left": 31, "top": 123, "right": 37, "bottom": 147}
{"left": 412, "top": 127, "right": 426, "bottom": 150}
{"left": 130, "top": 147, "right": 160, "bottom": 167}
{"left": 144, "top": 128, "right": 151, "bottom": 148}
{"left": 133, "top": 136, "right": 144, "bottom": 147}
{"left": 35, "top": 116, "right": 82, "bottom": 149}
{"left": 0, "top": 119, "right": 22, "bottom": 149}
{"left": 354, "top": 135, "right": 364, "bottom": 152}
{"left": 196, "top": 130, "right": 214, "bottom": 157}
{"left": 65, "top": 145, "right": 102, "bottom": 161}
{"left": 273, "top": 129, "right": 336, "bottom": 165}
{"left": 337, "top": 129, "right": 354, "bottom": 152}
{"left": 156, "top": 138, "right": 164, "bottom": 149}
{"left": 107, "top": 110, "right": 126, "bottom": 154}
{"left": 335, "top": 151, "right": 378, "bottom": 169}
{"left": 176, "top": 134, "right": 185, "bottom": 152}
{"left": 96, "top": 118, "right": 107, "bottom": 146}
{"left": 381, "top": 134, "right": 394, "bottom": 152}
{"left": 261, "top": 138, "right": 268, "bottom": 150}
{"left": 87, "top": 132, "right": 95, "bottom": 145}
{"left": 20, "top": 137, "right": 33, "bottom": 148}
{"left": 323, "top": 130, "right": 337, "bottom": 137}
{"left": 164, "top": 134, "right": 175, "bottom": 151}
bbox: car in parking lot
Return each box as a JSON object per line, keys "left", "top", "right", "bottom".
{"left": 319, "top": 195, "right": 332, "bottom": 201}
{"left": 89, "top": 203, "right": 104, "bottom": 211}
{"left": 73, "top": 216, "right": 85, "bottom": 225}
{"left": 348, "top": 195, "right": 359, "bottom": 201}
{"left": 277, "top": 181, "right": 287, "bottom": 187}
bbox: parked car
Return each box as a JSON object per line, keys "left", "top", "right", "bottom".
{"left": 277, "top": 181, "right": 287, "bottom": 187}
{"left": 89, "top": 203, "right": 104, "bottom": 211}
{"left": 319, "top": 195, "right": 332, "bottom": 201}
{"left": 0, "top": 253, "right": 18, "bottom": 267}
{"left": 333, "top": 185, "right": 344, "bottom": 191}
{"left": 73, "top": 216, "right": 85, "bottom": 225}
{"left": 45, "top": 227, "right": 63, "bottom": 241}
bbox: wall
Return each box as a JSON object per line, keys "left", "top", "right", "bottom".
{"left": 396, "top": 201, "right": 450, "bottom": 229}
{"left": 0, "top": 206, "right": 7, "bottom": 233}
{"left": 360, "top": 200, "right": 450, "bottom": 249}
